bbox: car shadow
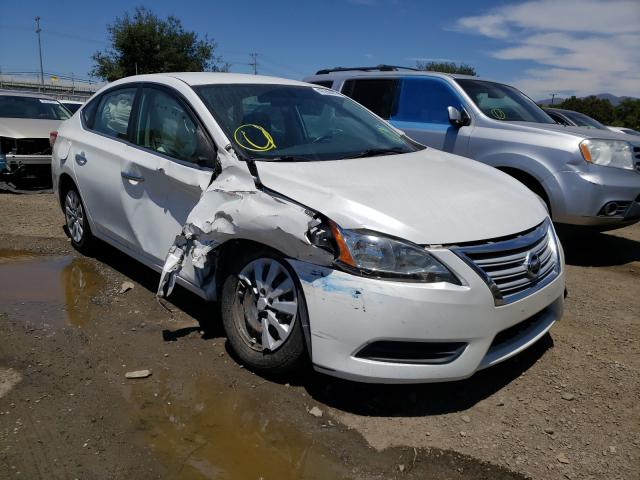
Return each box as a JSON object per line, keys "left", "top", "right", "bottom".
{"left": 87, "top": 237, "right": 225, "bottom": 338}
{"left": 557, "top": 228, "right": 640, "bottom": 267}
{"left": 302, "top": 334, "right": 554, "bottom": 417}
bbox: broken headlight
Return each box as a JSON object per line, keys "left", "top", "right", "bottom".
{"left": 312, "top": 221, "right": 460, "bottom": 284}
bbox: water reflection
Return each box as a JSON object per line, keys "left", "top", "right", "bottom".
{"left": 126, "top": 371, "right": 353, "bottom": 480}
{"left": 0, "top": 250, "right": 104, "bottom": 327}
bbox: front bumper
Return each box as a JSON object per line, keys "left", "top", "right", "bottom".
{"left": 549, "top": 166, "right": 640, "bottom": 227}
{"left": 5, "top": 154, "right": 52, "bottom": 168}
{"left": 289, "top": 248, "right": 565, "bottom": 384}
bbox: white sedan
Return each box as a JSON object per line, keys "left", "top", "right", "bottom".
{"left": 51, "top": 73, "right": 565, "bottom": 383}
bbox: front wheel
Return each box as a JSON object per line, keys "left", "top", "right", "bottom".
{"left": 221, "top": 250, "right": 308, "bottom": 375}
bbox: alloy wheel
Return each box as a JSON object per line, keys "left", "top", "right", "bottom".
{"left": 233, "top": 258, "right": 298, "bottom": 352}
{"left": 65, "top": 190, "right": 84, "bottom": 244}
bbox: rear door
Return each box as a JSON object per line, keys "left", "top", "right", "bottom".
{"left": 123, "top": 84, "right": 216, "bottom": 277}
{"left": 71, "top": 86, "right": 140, "bottom": 248}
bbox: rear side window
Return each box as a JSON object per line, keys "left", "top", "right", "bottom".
{"left": 392, "top": 78, "right": 463, "bottom": 125}
{"left": 134, "top": 87, "right": 201, "bottom": 164}
{"left": 92, "top": 88, "right": 137, "bottom": 139}
{"left": 341, "top": 79, "right": 399, "bottom": 119}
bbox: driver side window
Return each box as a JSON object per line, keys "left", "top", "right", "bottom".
{"left": 134, "top": 87, "right": 201, "bottom": 164}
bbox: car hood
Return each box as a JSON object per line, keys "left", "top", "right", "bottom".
{"left": 510, "top": 121, "right": 639, "bottom": 143}
{"left": 0, "top": 118, "right": 62, "bottom": 139}
{"left": 256, "top": 149, "right": 548, "bottom": 245}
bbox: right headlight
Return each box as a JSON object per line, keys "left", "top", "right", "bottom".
{"left": 311, "top": 221, "right": 461, "bottom": 284}
{"left": 579, "top": 139, "right": 635, "bottom": 170}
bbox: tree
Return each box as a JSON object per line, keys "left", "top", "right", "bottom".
{"left": 91, "top": 7, "right": 229, "bottom": 81}
{"left": 415, "top": 61, "right": 476, "bottom": 76}
{"left": 555, "top": 96, "right": 616, "bottom": 125}
{"left": 612, "top": 98, "right": 640, "bottom": 130}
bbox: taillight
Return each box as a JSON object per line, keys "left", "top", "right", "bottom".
{"left": 49, "top": 131, "right": 58, "bottom": 148}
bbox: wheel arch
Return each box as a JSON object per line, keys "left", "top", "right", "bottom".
{"left": 496, "top": 166, "right": 552, "bottom": 215}
{"left": 212, "top": 238, "right": 314, "bottom": 359}
{"left": 57, "top": 173, "right": 77, "bottom": 208}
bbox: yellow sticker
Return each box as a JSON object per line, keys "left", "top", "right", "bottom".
{"left": 233, "top": 124, "right": 276, "bottom": 152}
{"left": 490, "top": 108, "right": 506, "bottom": 120}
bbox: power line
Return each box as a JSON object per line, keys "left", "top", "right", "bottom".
{"left": 249, "top": 53, "right": 258, "bottom": 75}
{"left": 35, "top": 16, "right": 44, "bottom": 87}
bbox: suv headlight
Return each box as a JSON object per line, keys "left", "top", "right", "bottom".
{"left": 318, "top": 222, "right": 460, "bottom": 284}
{"left": 579, "top": 139, "right": 634, "bottom": 170}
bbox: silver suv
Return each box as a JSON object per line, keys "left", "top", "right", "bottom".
{"left": 304, "top": 66, "right": 640, "bottom": 230}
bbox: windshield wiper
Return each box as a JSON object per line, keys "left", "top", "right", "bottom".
{"left": 255, "top": 155, "right": 314, "bottom": 162}
{"left": 343, "top": 147, "right": 407, "bottom": 159}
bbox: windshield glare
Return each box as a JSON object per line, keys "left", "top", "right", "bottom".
{"left": 456, "top": 79, "right": 554, "bottom": 124}
{"left": 0, "top": 95, "right": 71, "bottom": 120}
{"left": 195, "top": 84, "right": 419, "bottom": 161}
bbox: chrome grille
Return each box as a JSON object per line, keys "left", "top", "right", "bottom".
{"left": 453, "top": 219, "right": 560, "bottom": 305}
{"left": 634, "top": 146, "right": 640, "bottom": 172}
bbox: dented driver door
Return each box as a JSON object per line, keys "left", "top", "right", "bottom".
{"left": 121, "top": 86, "right": 215, "bottom": 281}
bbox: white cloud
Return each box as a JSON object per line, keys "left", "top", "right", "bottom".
{"left": 455, "top": 0, "right": 640, "bottom": 98}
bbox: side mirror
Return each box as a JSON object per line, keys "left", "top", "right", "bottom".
{"left": 448, "top": 106, "right": 463, "bottom": 127}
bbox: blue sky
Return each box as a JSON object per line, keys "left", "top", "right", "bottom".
{"left": 1, "top": 0, "right": 638, "bottom": 99}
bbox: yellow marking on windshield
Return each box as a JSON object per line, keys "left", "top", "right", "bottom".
{"left": 490, "top": 108, "right": 506, "bottom": 120}
{"left": 233, "top": 124, "right": 276, "bottom": 152}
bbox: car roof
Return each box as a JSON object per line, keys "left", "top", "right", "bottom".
{"left": 0, "top": 89, "right": 58, "bottom": 100}
{"left": 109, "top": 72, "right": 311, "bottom": 88}
{"left": 305, "top": 70, "right": 479, "bottom": 82}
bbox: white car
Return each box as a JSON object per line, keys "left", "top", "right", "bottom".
{"left": 51, "top": 73, "right": 565, "bottom": 383}
{"left": 607, "top": 125, "right": 640, "bottom": 137}
{"left": 0, "top": 90, "right": 71, "bottom": 184}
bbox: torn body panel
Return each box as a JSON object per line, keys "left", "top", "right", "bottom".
{"left": 157, "top": 150, "right": 334, "bottom": 300}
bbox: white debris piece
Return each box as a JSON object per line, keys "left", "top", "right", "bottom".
{"left": 125, "top": 370, "right": 152, "bottom": 379}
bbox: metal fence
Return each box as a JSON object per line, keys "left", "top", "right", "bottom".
{"left": 0, "top": 72, "right": 104, "bottom": 101}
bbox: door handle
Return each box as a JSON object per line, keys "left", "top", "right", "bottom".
{"left": 75, "top": 152, "right": 87, "bottom": 165}
{"left": 121, "top": 172, "right": 145, "bottom": 183}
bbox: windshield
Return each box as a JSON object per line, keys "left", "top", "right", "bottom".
{"left": 562, "top": 110, "right": 608, "bottom": 130}
{"left": 0, "top": 95, "right": 71, "bottom": 120}
{"left": 456, "top": 79, "right": 554, "bottom": 124}
{"left": 195, "top": 84, "right": 420, "bottom": 161}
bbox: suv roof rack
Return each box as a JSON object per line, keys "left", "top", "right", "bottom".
{"left": 315, "top": 64, "right": 419, "bottom": 75}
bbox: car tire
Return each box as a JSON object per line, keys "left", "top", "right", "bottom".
{"left": 63, "top": 185, "right": 94, "bottom": 254}
{"left": 221, "top": 248, "right": 308, "bottom": 375}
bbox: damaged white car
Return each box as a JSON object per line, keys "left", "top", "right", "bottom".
{"left": 51, "top": 73, "right": 565, "bottom": 383}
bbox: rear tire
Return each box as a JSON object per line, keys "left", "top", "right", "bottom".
{"left": 63, "top": 185, "right": 94, "bottom": 254}
{"left": 220, "top": 248, "right": 307, "bottom": 375}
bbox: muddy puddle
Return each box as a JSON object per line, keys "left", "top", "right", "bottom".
{"left": 0, "top": 249, "right": 104, "bottom": 328}
{"left": 125, "top": 371, "right": 354, "bottom": 480}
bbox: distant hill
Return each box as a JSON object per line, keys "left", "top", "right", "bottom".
{"left": 538, "top": 93, "right": 636, "bottom": 106}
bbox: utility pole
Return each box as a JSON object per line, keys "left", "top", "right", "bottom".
{"left": 249, "top": 53, "right": 258, "bottom": 75}
{"left": 549, "top": 93, "right": 559, "bottom": 105}
{"left": 35, "top": 16, "right": 44, "bottom": 89}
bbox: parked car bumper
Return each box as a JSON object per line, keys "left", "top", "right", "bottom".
{"left": 288, "top": 248, "right": 565, "bottom": 384}
{"left": 549, "top": 167, "right": 640, "bottom": 228}
{"left": 5, "top": 154, "right": 52, "bottom": 168}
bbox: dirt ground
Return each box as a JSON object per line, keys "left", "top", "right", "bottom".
{"left": 0, "top": 191, "right": 638, "bottom": 480}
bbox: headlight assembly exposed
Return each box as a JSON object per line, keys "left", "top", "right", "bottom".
{"left": 579, "top": 139, "right": 635, "bottom": 170}
{"left": 318, "top": 222, "right": 460, "bottom": 284}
